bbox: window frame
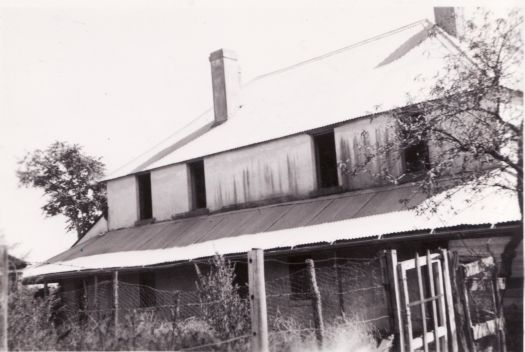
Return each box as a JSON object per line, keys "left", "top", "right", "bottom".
{"left": 137, "top": 172, "right": 153, "bottom": 220}
{"left": 188, "top": 160, "right": 207, "bottom": 210}
{"left": 312, "top": 130, "right": 339, "bottom": 189}
{"left": 139, "top": 272, "right": 156, "bottom": 308}
{"left": 398, "top": 113, "right": 431, "bottom": 175}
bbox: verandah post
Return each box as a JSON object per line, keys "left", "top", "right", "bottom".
{"left": 306, "top": 258, "right": 324, "bottom": 349}
{"left": 113, "top": 270, "right": 119, "bottom": 337}
{"left": 248, "top": 248, "right": 269, "bottom": 352}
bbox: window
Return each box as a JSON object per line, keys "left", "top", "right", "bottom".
{"left": 400, "top": 114, "right": 430, "bottom": 174}
{"left": 137, "top": 173, "right": 153, "bottom": 220}
{"left": 188, "top": 160, "right": 207, "bottom": 209}
{"left": 139, "top": 272, "right": 156, "bottom": 308}
{"left": 288, "top": 255, "right": 311, "bottom": 300}
{"left": 313, "top": 131, "right": 338, "bottom": 188}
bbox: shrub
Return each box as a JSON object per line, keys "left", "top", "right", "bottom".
{"left": 194, "top": 255, "right": 251, "bottom": 351}
{"left": 9, "top": 255, "right": 250, "bottom": 351}
{"left": 8, "top": 284, "right": 60, "bottom": 351}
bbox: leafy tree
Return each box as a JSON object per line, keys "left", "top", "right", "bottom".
{"left": 17, "top": 141, "right": 107, "bottom": 239}
{"left": 340, "top": 8, "right": 522, "bottom": 274}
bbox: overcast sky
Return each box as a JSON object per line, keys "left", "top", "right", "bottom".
{"left": 0, "top": 0, "right": 520, "bottom": 263}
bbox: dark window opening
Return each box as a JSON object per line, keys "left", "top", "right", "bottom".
{"left": 288, "top": 255, "right": 312, "bottom": 300}
{"left": 404, "top": 142, "right": 430, "bottom": 173}
{"left": 137, "top": 173, "right": 153, "bottom": 220}
{"left": 313, "top": 131, "right": 338, "bottom": 188}
{"left": 189, "top": 160, "right": 207, "bottom": 209}
{"left": 400, "top": 113, "right": 430, "bottom": 174}
{"left": 139, "top": 272, "right": 156, "bottom": 308}
{"left": 233, "top": 262, "right": 249, "bottom": 298}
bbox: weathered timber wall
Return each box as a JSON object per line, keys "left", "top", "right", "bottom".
{"left": 335, "top": 113, "right": 402, "bottom": 190}
{"left": 107, "top": 176, "right": 138, "bottom": 230}
{"left": 151, "top": 164, "right": 191, "bottom": 221}
{"left": 204, "top": 134, "right": 317, "bottom": 211}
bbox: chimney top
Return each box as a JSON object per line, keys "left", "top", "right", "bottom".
{"left": 209, "top": 49, "right": 238, "bottom": 62}
{"left": 434, "top": 7, "right": 464, "bottom": 38}
{"left": 209, "top": 48, "right": 241, "bottom": 126}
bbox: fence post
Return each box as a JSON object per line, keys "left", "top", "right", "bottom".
{"left": 94, "top": 276, "right": 99, "bottom": 317}
{"left": 306, "top": 259, "right": 324, "bottom": 349}
{"left": 173, "top": 291, "right": 180, "bottom": 323}
{"left": 333, "top": 254, "right": 345, "bottom": 318}
{"left": 384, "top": 250, "right": 405, "bottom": 352}
{"left": 248, "top": 248, "right": 269, "bottom": 352}
{"left": 441, "top": 249, "right": 458, "bottom": 352}
{"left": 0, "top": 238, "right": 7, "bottom": 352}
{"left": 113, "top": 271, "right": 119, "bottom": 337}
{"left": 82, "top": 279, "right": 88, "bottom": 310}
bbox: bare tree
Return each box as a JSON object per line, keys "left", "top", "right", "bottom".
{"left": 340, "top": 8, "right": 523, "bottom": 274}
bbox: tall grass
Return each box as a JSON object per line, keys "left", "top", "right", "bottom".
{"left": 10, "top": 256, "right": 391, "bottom": 351}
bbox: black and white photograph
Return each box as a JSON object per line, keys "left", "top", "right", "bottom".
{"left": 0, "top": 1, "right": 523, "bottom": 351}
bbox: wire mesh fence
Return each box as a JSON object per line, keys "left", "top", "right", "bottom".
{"left": 265, "top": 256, "right": 391, "bottom": 346}
{"left": 33, "top": 258, "right": 252, "bottom": 351}
{"left": 46, "top": 254, "right": 393, "bottom": 351}
{"left": 11, "top": 248, "right": 511, "bottom": 351}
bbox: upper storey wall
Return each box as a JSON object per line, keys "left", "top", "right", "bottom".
{"left": 204, "top": 134, "right": 317, "bottom": 211}
{"left": 335, "top": 113, "right": 403, "bottom": 190}
{"left": 107, "top": 176, "right": 138, "bottom": 230}
{"left": 151, "top": 164, "right": 191, "bottom": 221}
{"left": 104, "top": 106, "right": 498, "bottom": 230}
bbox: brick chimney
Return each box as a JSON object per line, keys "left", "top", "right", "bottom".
{"left": 434, "top": 7, "right": 464, "bottom": 38}
{"left": 209, "top": 49, "right": 241, "bottom": 125}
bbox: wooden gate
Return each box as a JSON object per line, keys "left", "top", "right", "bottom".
{"left": 384, "top": 249, "right": 458, "bottom": 352}
{"left": 384, "top": 249, "right": 507, "bottom": 352}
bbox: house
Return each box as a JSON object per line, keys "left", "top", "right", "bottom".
{"left": 8, "top": 255, "right": 27, "bottom": 284}
{"left": 23, "top": 7, "right": 522, "bottom": 343}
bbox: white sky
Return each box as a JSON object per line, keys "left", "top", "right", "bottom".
{"left": 0, "top": 0, "right": 520, "bottom": 263}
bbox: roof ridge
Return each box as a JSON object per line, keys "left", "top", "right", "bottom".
{"left": 103, "top": 107, "right": 212, "bottom": 181}
{"left": 248, "top": 19, "right": 429, "bottom": 83}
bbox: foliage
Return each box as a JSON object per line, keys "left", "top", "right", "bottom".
{"left": 8, "top": 257, "right": 250, "bottom": 351}
{"left": 341, "top": 9, "right": 522, "bottom": 207}
{"left": 411, "top": 8, "right": 522, "bottom": 200}
{"left": 17, "top": 141, "right": 107, "bottom": 238}
{"left": 194, "top": 255, "right": 251, "bottom": 348}
{"left": 8, "top": 284, "right": 60, "bottom": 351}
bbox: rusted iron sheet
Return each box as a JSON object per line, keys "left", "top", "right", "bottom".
{"left": 46, "top": 184, "right": 424, "bottom": 264}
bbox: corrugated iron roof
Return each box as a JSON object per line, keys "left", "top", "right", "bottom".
{"left": 104, "top": 20, "right": 461, "bottom": 181}
{"left": 45, "top": 183, "right": 419, "bottom": 264}
{"left": 24, "top": 172, "right": 521, "bottom": 279}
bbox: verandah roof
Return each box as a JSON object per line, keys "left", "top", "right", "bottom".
{"left": 24, "top": 172, "right": 521, "bottom": 281}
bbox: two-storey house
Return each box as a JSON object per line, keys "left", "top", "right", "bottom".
{"left": 24, "top": 8, "right": 522, "bottom": 335}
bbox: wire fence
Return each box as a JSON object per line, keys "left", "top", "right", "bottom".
{"left": 265, "top": 257, "right": 390, "bottom": 331}
{"left": 41, "top": 254, "right": 393, "bottom": 351}
{"left": 12, "top": 250, "right": 509, "bottom": 351}
{"left": 36, "top": 258, "right": 253, "bottom": 351}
